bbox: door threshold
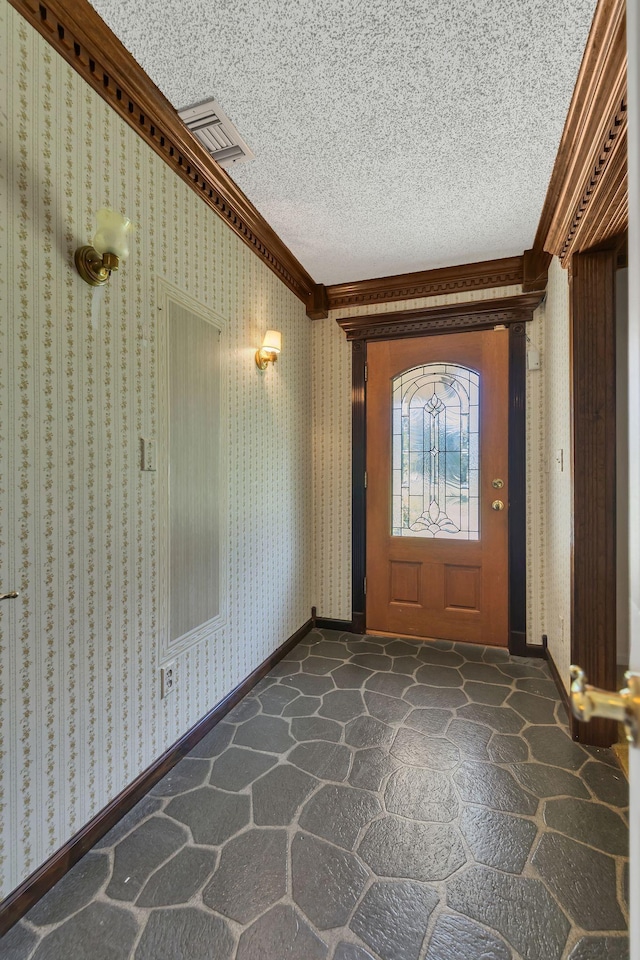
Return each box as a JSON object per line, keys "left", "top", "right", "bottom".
{"left": 366, "top": 629, "right": 506, "bottom": 647}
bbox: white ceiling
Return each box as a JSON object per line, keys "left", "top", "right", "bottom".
{"left": 90, "top": 0, "right": 598, "bottom": 285}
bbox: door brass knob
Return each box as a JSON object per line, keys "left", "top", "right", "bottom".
{"left": 570, "top": 665, "right": 640, "bottom": 746}
{"left": 491, "top": 500, "right": 504, "bottom": 511}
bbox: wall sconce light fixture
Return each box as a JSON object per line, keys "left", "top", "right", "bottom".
{"left": 255, "top": 330, "right": 282, "bottom": 370}
{"left": 75, "top": 208, "right": 133, "bottom": 286}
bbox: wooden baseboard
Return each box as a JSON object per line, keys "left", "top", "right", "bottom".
{"left": 509, "top": 630, "right": 546, "bottom": 659}
{"left": 0, "top": 617, "right": 313, "bottom": 936}
{"left": 315, "top": 618, "right": 353, "bottom": 631}
{"left": 542, "top": 636, "right": 572, "bottom": 727}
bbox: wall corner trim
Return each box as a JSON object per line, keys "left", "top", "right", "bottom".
{"left": 0, "top": 617, "right": 313, "bottom": 936}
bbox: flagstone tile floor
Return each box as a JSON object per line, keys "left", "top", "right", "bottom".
{"left": 3, "top": 629, "right": 630, "bottom": 960}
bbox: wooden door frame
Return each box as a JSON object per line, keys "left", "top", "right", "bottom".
{"left": 336, "top": 292, "right": 543, "bottom": 654}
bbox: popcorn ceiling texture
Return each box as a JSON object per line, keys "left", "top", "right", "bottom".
{"left": 0, "top": 0, "right": 313, "bottom": 899}
{"left": 89, "top": 0, "right": 597, "bottom": 284}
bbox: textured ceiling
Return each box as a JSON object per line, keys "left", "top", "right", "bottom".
{"left": 90, "top": 0, "right": 598, "bottom": 285}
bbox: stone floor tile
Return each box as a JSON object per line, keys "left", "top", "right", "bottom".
{"left": 135, "top": 906, "right": 234, "bottom": 960}
{"left": 94, "top": 794, "right": 163, "bottom": 849}
{"left": 459, "top": 662, "right": 512, "bottom": 686}
{"left": 150, "top": 757, "right": 212, "bottom": 797}
{"left": 319, "top": 689, "right": 366, "bottom": 721}
{"left": 233, "top": 715, "right": 295, "bottom": 753}
{"left": 187, "top": 722, "right": 235, "bottom": 759}
{"left": 137, "top": 845, "right": 218, "bottom": 907}
{"left": 290, "top": 716, "right": 343, "bottom": 742}
{"left": 224, "top": 697, "right": 261, "bottom": 723}
{"left": 268, "top": 660, "right": 303, "bottom": 677}
{"left": 236, "top": 904, "right": 328, "bottom": 960}
{"left": 165, "top": 787, "right": 250, "bottom": 845}
{"left": 543, "top": 797, "right": 628, "bottom": 855}
{"left": 567, "top": 936, "right": 630, "bottom": 959}
{"left": 1, "top": 923, "right": 39, "bottom": 960}
{"left": 350, "top": 880, "right": 438, "bottom": 960}
{"left": 345, "top": 715, "right": 394, "bottom": 748}
{"left": 533, "top": 833, "right": 625, "bottom": 930}
{"left": 282, "top": 695, "right": 323, "bottom": 717}
{"left": 424, "top": 914, "right": 511, "bottom": 960}
{"left": 290, "top": 740, "right": 352, "bottom": 780}
{"left": 365, "top": 673, "right": 413, "bottom": 697}
{"left": 404, "top": 684, "right": 468, "bottom": 708}
{"left": 390, "top": 728, "right": 460, "bottom": 769}
{"left": 404, "top": 706, "right": 453, "bottom": 735}
{"left": 447, "top": 865, "right": 570, "bottom": 960}
{"left": 209, "top": 746, "right": 277, "bottom": 790}
{"left": 32, "top": 903, "right": 139, "bottom": 960}
{"left": 462, "top": 680, "right": 509, "bottom": 705}
{"left": 482, "top": 646, "right": 511, "bottom": 663}
{"left": 292, "top": 832, "right": 369, "bottom": 929}
{"left": 497, "top": 661, "right": 548, "bottom": 680}
{"left": 508, "top": 690, "right": 558, "bottom": 724}
{"left": 252, "top": 764, "right": 318, "bottom": 824}
{"left": 414, "top": 664, "right": 463, "bottom": 687}
{"left": 347, "top": 639, "right": 387, "bottom": 654}
{"left": 523, "top": 726, "right": 589, "bottom": 770}
{"left": 515, "top": 676, "right": 560, "bottom": 699}
{"left": 416, "top": 645, "right": 465, "bottom": 667}
{"left": 459, "top": 804, "right": 537, "bottom": 873}
{"left": 513, "top": 761, "right": 590, "bottom": 799}
{"left": 333, "top": 944, "right": 376, "bottom": 960}
{"left": 487, "top": 733, "right": 529, "bottom": 763}
{"left": 581, "top": 761, "right": 629, "bottom": 807}
{"left": 363, "top": 691, "right": 411, "bottom": 723}
{"left": 358, "top": 816, "right": 466, "bottom": 880}
{"left": 311, "top": 641, "right": 353, "bottom": 659}
{"left": 445, "top": 718, "right": 492, "bottom": 758}
{"left": 583, "top": 745, "right": 622, "bottom": 768}
{"left": 388, "top": 655, "right": 422, "bottom": 675}
{"left": 332, "top": 664, "right": 374, "bottom": 688}
{"left": 202, "top": 828, "right": 287, "bottom": 923}
{"left": 26, "top": 851, "right": 109, "bottom": 925}
{"left": 456, "top": 703, "right": 525, "bottom": 734}
{"left": 106, "top": 815, "right": 188, "bottom": 900}
{"left": 384, "top": 766, "right": 459, "bottom": 822}
{"left": 348, "top": 747, "right": 400, "bottom": 791}
{"left": 258, "top": 684, "right": 301, "bottom": 714}
{"left": 384, "top": 639, "right": 422, "bottom": 657}
{"left": 282, "top": 673, "right": 336, "bottom": 697}
{"left": 454, "top": 761, "right": 537, "bottom": 814}
{"left": 299, "top": 784, "right": 382, "bottom": 848}
{"left": 350, "top": 653, "right": 394, "bottom": 671}
{"left": 282, "top": 642, "right": 313, "bottom": 660}
{"left": 302, "top": 655, "right": 345, "bottom": 675}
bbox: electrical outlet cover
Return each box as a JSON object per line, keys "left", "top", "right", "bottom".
{"left": 161, "top": 661, "right": 176, "bottom": 698}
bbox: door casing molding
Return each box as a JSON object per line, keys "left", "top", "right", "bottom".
{"left": 337, "top": 292, "right": 543, "bottom": 653}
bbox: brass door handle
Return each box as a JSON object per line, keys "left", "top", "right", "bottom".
{"left": 491, "top": 500, "right": 505, "bottom": 511}
{"left": 570, "top": 664, "right": 640, "bottom": 746}
{"left": 0, "top": 591, "right": 19, "bottom": 601}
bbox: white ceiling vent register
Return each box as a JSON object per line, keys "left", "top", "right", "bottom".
{"left": 178, "top": 99, "right": 255, "bottom": 169}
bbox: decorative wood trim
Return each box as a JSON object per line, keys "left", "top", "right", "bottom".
{"left": 345, "top": 305, "right": 534, "bottom": 653}
{"left": 522, "top": 247, "right": 552, "bottom": 293}
{"left": 325, "top": 256, "right": 524, "bottom": 312}
{"left": 570, "top": 246, "right": 618, "bottom": 747}
{"left": 315, "top": 618, "right": 353, "bottom": 632}
{"left": 7, "top": 0, "right": 316, "bottom": 308}
{"left": 534, "top": 0, "right": 627, "bottom": 265}
{"left": 336, "top": 293, "right": 543, "bottom": 343}
{"left": 307, "top": 284, "right": 330, "bottom": 320}
{"left": 543, "top": 638, "right": 572, "bottom": 725}
{"left": 0, "top": 618, "right": 313, "bottom": 936}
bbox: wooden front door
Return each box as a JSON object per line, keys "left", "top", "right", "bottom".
{"left": 366, "top": 328, "right": 510, "bottom": 646}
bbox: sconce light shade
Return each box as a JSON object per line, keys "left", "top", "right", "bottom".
{"left": 75, "top": 208, "right": 133, "bottom": 286}
{"left": 256, "top": 330, "right": 282, "bottom": 370}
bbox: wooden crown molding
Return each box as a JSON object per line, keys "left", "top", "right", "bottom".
{"left": 322, "top": 255, "right": 525, "bottom": 316}
{"left": 533, "top": 0, "right": 627, "bottom": 266}
{"left": 336, "top": 292, "right": 543, "bottom": 342}
{"left": 8, "top": 0, "right": 317, "bottom": 309}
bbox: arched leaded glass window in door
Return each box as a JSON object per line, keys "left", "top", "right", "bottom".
{"left": 391, "top": 363, "right": 480, "bottom": 539}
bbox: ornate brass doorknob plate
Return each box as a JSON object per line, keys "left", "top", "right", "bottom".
{"left": 492, "top": 478, "right": 504, "bottom": 489}
{"left": 570, "top": 665, "right": 640, "bottom": 746}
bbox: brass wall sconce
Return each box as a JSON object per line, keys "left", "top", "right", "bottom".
{"left": 75, "top": 208, "right": 133, "bottom": 286}
{"left": 255, "top": 330, "right": 282, "bottom": 370}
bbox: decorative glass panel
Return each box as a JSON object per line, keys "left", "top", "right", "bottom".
{"left": 391, "top": 363, "right": 480, "bottom": 539}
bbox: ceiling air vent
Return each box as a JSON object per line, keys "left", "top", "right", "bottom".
{"left": 178, "top": 99, "right": 255, "bottom": 169}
